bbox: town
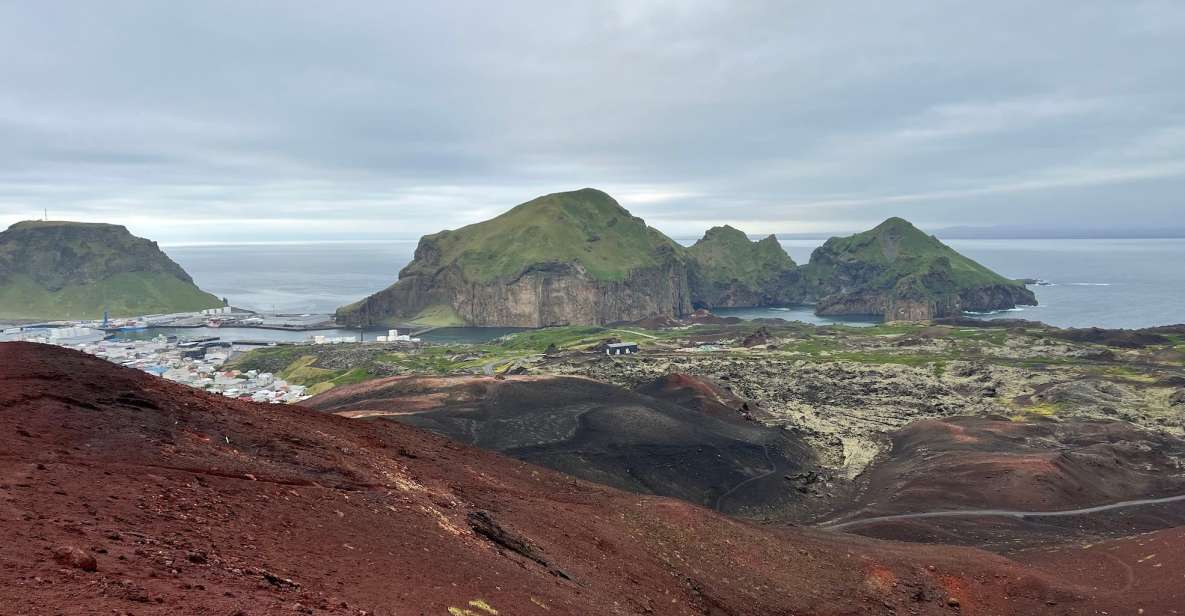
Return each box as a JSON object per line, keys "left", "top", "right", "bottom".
{"left": 1, "top": 308, "right": 423, "bottom": 404}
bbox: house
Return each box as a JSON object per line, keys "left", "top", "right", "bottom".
{"left": 605, "top": 342, "right": 639, "bottom": 356}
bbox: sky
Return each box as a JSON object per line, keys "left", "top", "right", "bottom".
{"left": 1, "top": 1, "right": 1183, "bottom": 243}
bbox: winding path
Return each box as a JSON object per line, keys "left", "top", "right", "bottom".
{"left": 714, "top": 444, "right": 777, "bottom": 512}
{"left": 820, "top": 493, "right": 1185, "bottom": 530}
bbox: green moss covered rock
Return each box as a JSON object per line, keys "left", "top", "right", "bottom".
{"left": 0, "top": 221, "right": 223, "bottom": 319}
{"left": 803, "top": 217, "right": 1036, "bottom": 320}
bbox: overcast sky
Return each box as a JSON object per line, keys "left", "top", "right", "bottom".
{"left": 1, "top": 1, "right": 1183, "bottom": 243}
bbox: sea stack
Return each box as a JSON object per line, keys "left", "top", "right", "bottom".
{"left": 0, "top": 220, "right": 223, "bottom": 319}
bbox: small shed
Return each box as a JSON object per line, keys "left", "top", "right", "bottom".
{"left": 605, "top": 342, "right": 639, "bottom": 356}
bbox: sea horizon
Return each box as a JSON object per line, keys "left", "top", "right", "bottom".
{"left": 163, "top": 237, "right": 1185, "bottom": 331}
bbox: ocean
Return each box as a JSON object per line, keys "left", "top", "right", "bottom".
{"left": 164, "top": 238, "right": 1185, "bottom": 330}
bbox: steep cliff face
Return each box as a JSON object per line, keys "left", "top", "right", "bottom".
{"left": 337, "top": 189, "right": 693, "bottom": 327}
{"left": 803, "top": 218, "right": 1036, "bottom": 320}
{"left": 686, "top": 226, "right": 803, "bottom": 308}
{"left": 0, "top": 221, "right": 222, "bottom": 319}
{"left": 339, "top": 193, "right": 1037, "bottom": 327}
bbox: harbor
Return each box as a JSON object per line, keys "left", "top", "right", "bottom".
{"left": 1, "top": 306, "right": 531, "bottom": 405}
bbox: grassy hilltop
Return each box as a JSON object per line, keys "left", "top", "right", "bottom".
{"left": 338, "top": 189, "right": 1036, "bottom": 326}
{"left": 803, "top": 217, "right": 1036, "bottom": 318}
{"left": 686, "top": 225, "right": 800, "bottom": 307}
{"left": 806, "top": 217, "right": 1024, "bottom": 293}
{"left": 405, "top": 188, "right": 685, "bottom": 283}
{"left": 0, "top": 220, "right": 223, "bottom": 319}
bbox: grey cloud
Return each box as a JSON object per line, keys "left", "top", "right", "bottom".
{"left": 0, "top": 1, "right": 1183, "bottom": 242}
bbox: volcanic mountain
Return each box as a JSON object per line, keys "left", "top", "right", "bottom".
{"left": 302, "top": 373, "right": 816, "bottom": 515}
{"left": 803, "top": 217, "right": 1037, "bottom": 320}
{"left": 0, "top": 220, "right": 222, "bottom": 319}
{"left": 337, "top": 189, "right": 1035, "bottom": 327}
{"left": 336, "top": 188, "right": 694, "bottom": 327}
{"left": 10, "top": 340, "right": 1185, "bottom": 615}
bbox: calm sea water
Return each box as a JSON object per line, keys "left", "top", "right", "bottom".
{"left": 115, "top": 325, "right": 527, "bottom": 344}
{"left": 165, "top": 238, "right": 1185, "bottom": 330}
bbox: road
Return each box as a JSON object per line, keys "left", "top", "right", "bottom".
{"left": 821, "top": 493, "right": 1185, "bottom": 530}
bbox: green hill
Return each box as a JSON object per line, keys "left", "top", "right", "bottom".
{"left": 804, "top": 217, "right": 1036, "bottom": 319}
{"left": 807, "top": 217, "right": 1017, "bottom": 289}
{"left": 337, "top": 189, "right": 693, "bottom": 327}
{"left": 686, "top": 226, "right": 802, "bottom": 307}
{"left": 0, "top": 221, "right": 223, "bottom": 319}
{"left": 402, "top": 188, "right": 685, "bottom": 283}
{"left": 338, "top": 190, "right": 1037, "bottom": 327}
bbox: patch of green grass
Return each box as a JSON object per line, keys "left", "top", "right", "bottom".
{"left": 381, "top": 347, "right": 476, "bottom": 374}
{"left": 687, "top": 225, "right": 797, "bottom": 287}
{"left": 497, "top": 325, "right": 609, "bottom": 351}
{"left": 783, "top": 336, "right": 841, "bottom": 355}
{"left": 1011, "top": 402, "right": 1061, "bottom": 421}
{"left": 233, "top": 353, "right": 385, "bottom": 395}
{"left": 408, "top": 303, "right": 465, "bottom": 327}
{"left": 229, "top": 346, "right": 309, "bottom": 374}
{"left": 825, "top": 351, "right": 952, "bottom": 367}
{"left": 1102, "top": 366, "right": 1158, "bottom": 383}
{"left": 946, "top": 328, "right": 1008, "bottom": 346}
{"left": 829, "top": 323, "right": 922, "bottom": 337}
{"left": 807, "top": 217, "right": 1025, "bottom": 294}
{"left": 0, "top": 271, "right": 222, "bottom": 319}
{"left": 278, "top": 355, "right": 335, "bottom": 382}
{"left": 404, "top": 188, "right": 683, "bottom": 283}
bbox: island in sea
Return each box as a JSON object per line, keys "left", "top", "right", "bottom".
{"left": 336, "top": 188, "right": 1036, "bottom": 327}
{"left": 0, "top": 220, "right": 224, "bottom": 320}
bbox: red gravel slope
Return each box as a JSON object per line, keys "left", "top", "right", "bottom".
{"left": 0, "top": 342, "right": 1155, "bottom": 615}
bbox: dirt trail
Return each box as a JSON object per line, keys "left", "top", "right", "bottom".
{"left": 714, "top": 444, "right": 776, "bottom": 512}
{"left": 822, "top": 493, "right": 1185, "bottom": 530}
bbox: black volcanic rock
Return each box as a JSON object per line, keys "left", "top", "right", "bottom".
{"left": 303, "top": 374, "right": 818, "bottom": 514}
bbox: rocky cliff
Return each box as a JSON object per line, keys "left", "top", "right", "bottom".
{"left": 337, "top": 189, "right": 693, "bottom": 327}
{"left": 803, "top": 217, "right": 1036, "bottom": 320}
{"left": 686, "top": 225, "right": 803, "bottom": 308}
{"left": 0, "top": 220, "right": 223, "bottom": 319}
{"left": 339, "top": 191, "right": 1037, "bottom": 327}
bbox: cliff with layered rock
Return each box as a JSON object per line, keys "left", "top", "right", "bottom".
{"left": 686, "top": 225, "right": 803, "bottom": 308}
{"left": 336, "top": 189, "right": 694, "bottom": 327}
{"left": 0, "top": 220, "right": 223, "bottom": 319}
{"left": 339, "top": 190, "right": 1036, "bottom": 327}
{"left": 802, "top": 217, "right": 1036, "bottom": 320}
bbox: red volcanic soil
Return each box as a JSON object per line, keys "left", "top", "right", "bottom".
{"left": 1015, "top": 525, "right": 1185, "bottom": 613}
{"left": 825, "top": 417, "right": 1185, "bottom": 546}
{"left": 848, "top": 417, "right": 1185, "bottom": 513}
{"left": 634, "top": 373, "right": 754, "bottom": 420}
{"left": 0, "top": 341, "right": 1176, "bottom": 615}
